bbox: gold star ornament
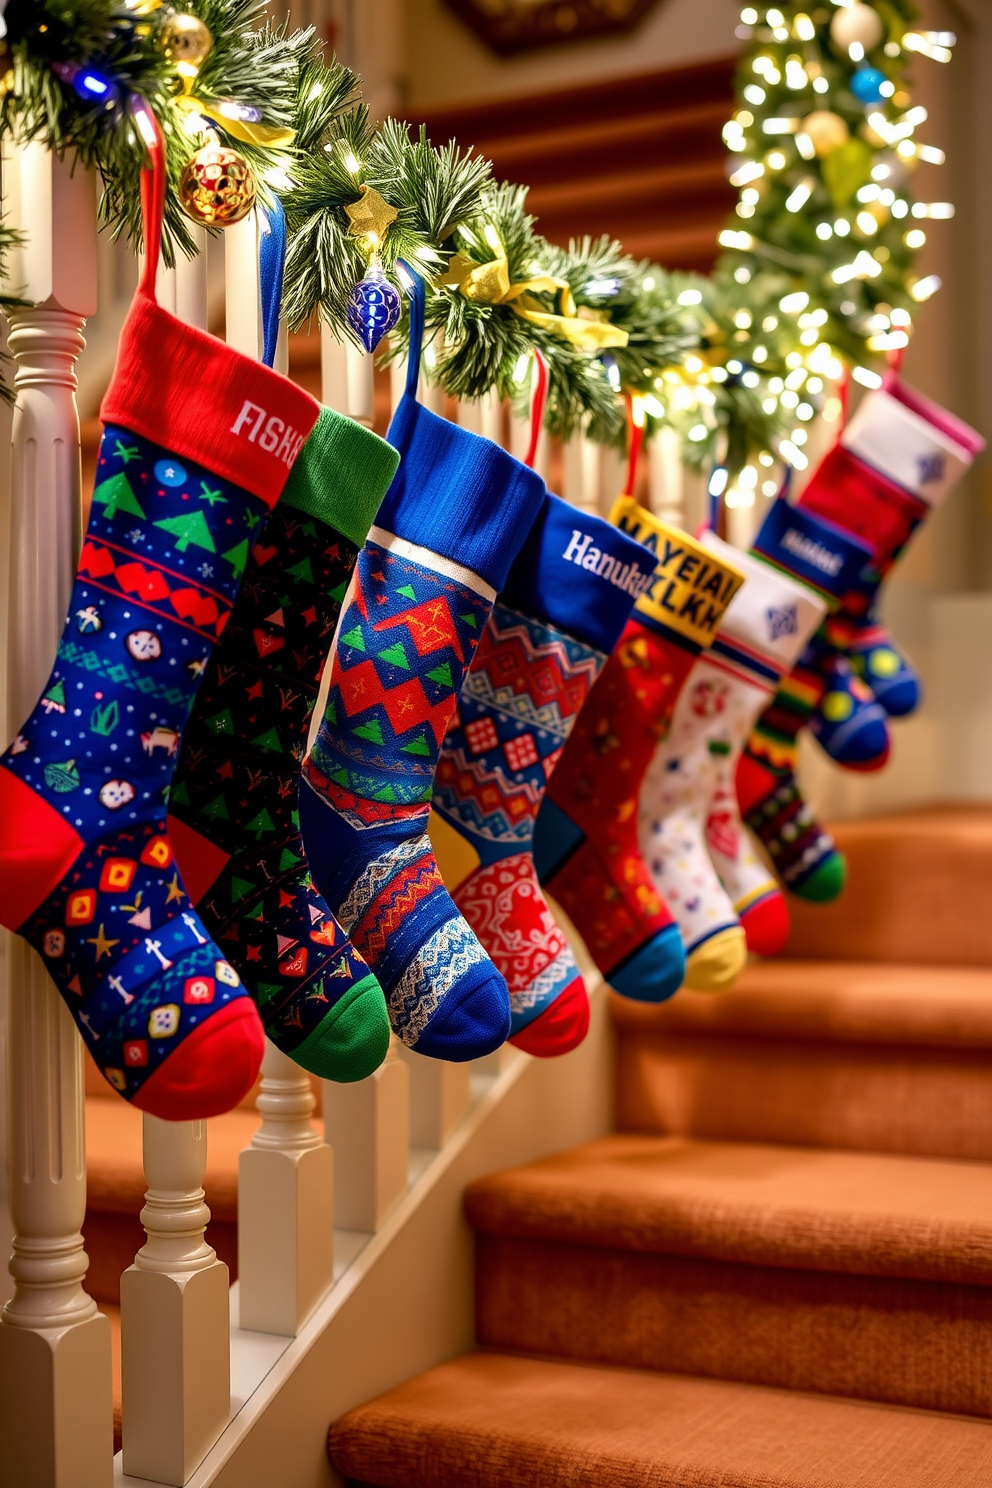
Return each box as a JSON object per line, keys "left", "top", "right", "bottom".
{"left": 345, "top": 186, "right": 399, "bottom": 250}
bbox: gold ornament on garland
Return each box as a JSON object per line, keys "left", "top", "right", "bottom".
{"left": 801, "top": 110, "right": 850, "bottom": 158}
{"left": 179, "top": 139, "right": 255, "bottom": 226}
{"left": 159, "top": 12, "right": 213, "bottom": 77}
{"left": 344, "top": 185, "right": 399, "bottom": 250}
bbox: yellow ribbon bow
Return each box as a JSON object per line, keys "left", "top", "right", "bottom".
{"left": 440, "top": 231, "right": 628, "bottom": 352}
{"left": 174, "top": 93, "right": 296, "bottom": 149}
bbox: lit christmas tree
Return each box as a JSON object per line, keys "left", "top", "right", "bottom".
{"left": 717, "top": 3, "right": 954, "bottom": 374}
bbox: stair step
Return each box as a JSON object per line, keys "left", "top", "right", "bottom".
{"left": 329, "top": 1353, "right": 992, "bottom": 1488}
{"left": 785, "top": 806, "right": 992, "bottom": 966}
{"left": 465, "top": 1137, "right": 992, "bottom": 1414}
{"left": 612, "top": 962, "right": 992, "bottom": 1159}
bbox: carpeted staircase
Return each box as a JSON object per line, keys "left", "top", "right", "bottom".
{"left": 329, "top": 805, "right": 992, "bottom": 1487}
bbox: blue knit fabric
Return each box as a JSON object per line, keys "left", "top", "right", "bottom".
{"left": 500, "top": 494, "right": 657, "bottom": 654}
{"left": 0, "top": 425, "right": 265, "bottom": 1100}
{"left": 300, "top": 387, "right": 547, "bottom": 1062}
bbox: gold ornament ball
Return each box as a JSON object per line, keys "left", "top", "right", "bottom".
{"left": 179, "top": 143, "right": 256, "bottom": 227}
{"left": 829, "top": 3, "right": 884, "bottom": 55}
{"left": 801, "top": 110, "right": 850, "bottom": 158}
{"left": 160, "top": 12, "right": 213, "bottom": 70}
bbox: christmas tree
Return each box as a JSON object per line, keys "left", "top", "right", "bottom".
{"left": 92, "top": 473, "right": 146, "bottom": 521}
{"left": 717, "top": 2, "right": 950, "bottom": 371}
{"left": 154, "top": 512, "right": 217, "bottom": 554}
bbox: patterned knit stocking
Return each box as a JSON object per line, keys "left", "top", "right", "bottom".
{"left": 168, "top": 408, "right": 399, "bottom": 1081}
{"left": 0, "top": 148, "right": 318, "bottom": 1114}
{"left": 300, "top": 389, "right": 545, "bottom": 1060}
{"left": 534, "top": 498, "right": 744, "bottom": 1002}
{"left": 431, "top": 494, "right": 656, "bottom": 1055}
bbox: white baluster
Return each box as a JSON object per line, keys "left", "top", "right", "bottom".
{"left": 562, "top": 432, "right": 601, "bottom": 514}
{"left": 224, "top": 211, "right": 262, "bottom": 359}
{"left": 118, "top": 228, "right": 228, "bottom": 1487}
{"left": 456, "top": 398, "right": 481, "bottom": 435}
{"left": 238, "top": 1042, "right": 333, "bottom": 1336}
{"left": 479, "top": 388, "right": 504, "bottom": 446}
{"left": 120, "top": 1117, "right": 230, "bottom": 1485}
{"left": 649, "top": 426, "right": 685, "bottom": 527}
{"left": 346, "top": 343, "right": 375, "bottom": 429}
{"left": 396, "top": 1047, "right": 471, "bottom": 1151}
{"left": 320, "top": 323, "right": 348, "bottom": 413}
{"left": 0, "top": 142, "right": 113, "bottom": 1488}
{"left": 322, "top": 1040, "right": 408, "bottom": 1232}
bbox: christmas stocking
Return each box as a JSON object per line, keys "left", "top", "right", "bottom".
{"left": 168, "top": 407, "right": 400, "bottom": 1082}
{"left": 638, "top": 531, "right": 827, "bottom": 985}
{"left": 0, "top": 147, "right": 319, "bottom": 1115}
{"left": 299, "top": 325, "right": 546, "bottom": 1060}
{"left": 735, "top": 499, "right": 875, "bottom": 902}
{"left": 801, "top": 384, "right": 984, "bottom": 760}
{"left": 430, "top": 493, "right": 657, "bottom": 1056}
{"left": 533, "top": 498, "right": 744, "bottom": 1002}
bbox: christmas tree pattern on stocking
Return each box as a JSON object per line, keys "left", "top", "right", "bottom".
{"left": 300, "top": 392, "right": 546, "bottom": 1059}
{"left": 533, "top": 498, "right": 744, "bottom": 1002}
{"left": 168, "top": 408, "right": 400, "bottom": 1081}
{"left": 0, "top": 149, "right": 318, "bottom": 1114}
{"left": 431, "top": 495, "right": 656, "bottom": 1056}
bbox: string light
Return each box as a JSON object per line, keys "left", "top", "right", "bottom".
{"left": 785, "top": 179, "right": 815, "bottom": 213}
{"left": 852, "top": 366, "right": 884, "bottom": 388}
{"left": 677, "top": 288, "right": 703, "bottom": 305}
{"left": 909, "top": 274, "right": 941, "bottom": 301}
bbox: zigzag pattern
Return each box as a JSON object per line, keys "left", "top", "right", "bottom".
{"left": 78, "top": 539, "right": 230, "bottom": 642}
{"left": 434, "top": 605, "right": 604, "bottom": 853}
{"left": 337, "top": 832, "right": 433, "bottom": 931}
{"left": 310, "top": 542, "right": 488, "bottom": 812}
{"left": 353, "top": 855, "right": 442, "bottom": 962}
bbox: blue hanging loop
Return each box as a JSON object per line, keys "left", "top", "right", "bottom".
{"left": 259, "top": 196, "right": 287, "bottom": 369}
{"left": 399, "top": 260, "right": 426, "bottom": 401}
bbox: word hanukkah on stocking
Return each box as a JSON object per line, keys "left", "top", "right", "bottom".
{"left": 430, "top": 493, "right": 656, "bottom": 1056}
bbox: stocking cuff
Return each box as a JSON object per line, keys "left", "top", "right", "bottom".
{"left": 703, "top": 532, "right": 826, "bottom": 673}
{"left": 281, "top": 406, "right": 399, "bottom": 547}
{"left": 610, "top": 497, "right": 745, "bottom": 652}
{"left": 753, "top": 496, "right": 873, "bottom": 604}
{"left": 500, "top": 494, "right": 656, "bottom": 653}
{"left": 102, "top": 297, "right": 320, "bottom": 507}
{"left": 842, "top": 388, "right": 980, "bottom": 507}
{"left": 379, "top": 395, "right": 545, "bottom": 592}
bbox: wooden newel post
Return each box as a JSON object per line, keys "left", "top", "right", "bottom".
{"left": 238, "top": 1041, "right": 334, "bottom": 1336}
{"left": 0, "top": 143, "right": 113, "bottom": 1488}
{"left": 120, "top": 1115, "right": 230, "bottom": 1486}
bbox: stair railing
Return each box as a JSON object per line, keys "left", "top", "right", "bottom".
{"left": 0, "top": 146, "right": 669, "bottom": 1488}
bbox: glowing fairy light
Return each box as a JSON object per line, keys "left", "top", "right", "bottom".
{"left": 677, "top": 288, "right": 703, "bottom": 305}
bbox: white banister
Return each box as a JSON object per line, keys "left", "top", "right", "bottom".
{"left": 320, "top": 326, "right": 375, "bottom": 428}
{"left": 116, "top": 224, "right": 229, "bottom": 1487}
{"left": 322, "top": 1040, "right": 409, "bottom": 1232}
{"left": 648, "top": 426, "right": 684, "bottom": 527}
{"left": 224, "top": 212, "right": 262, "bottom": 360}
{"left": 120, "top": 1116, "right": 230, "bottom": 1486}
{"left": 396, "top": 1047, "right": 471, "bottom": 1151}
{"left": 238, "top": 1042, "right": 333, "bottom": 1336}
{"left": 0, "top": 142, "right": 113, "bottom": 1488}
{"left": 562, "top": 432, "right": 601, "bottom": 514}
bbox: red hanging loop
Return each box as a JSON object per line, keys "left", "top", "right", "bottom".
{"left": 524, "top": 349, "right": 548, "bottom": 469}
{"left": 133, "top": 98, "right": 165, "bottom": 302}
{"left": 624, "top": 392, "right": 645, "bottom": 498}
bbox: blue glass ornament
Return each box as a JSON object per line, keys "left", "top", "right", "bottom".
{"left": 346, "top": 266, "right": 401, "bottom": 353}
{"left": 849, "top": 67, "right": 887, "bottom": 104}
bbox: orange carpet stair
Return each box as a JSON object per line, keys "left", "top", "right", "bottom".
{"left": 330, "top": 807, "right": 992, "bottom": 1486}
